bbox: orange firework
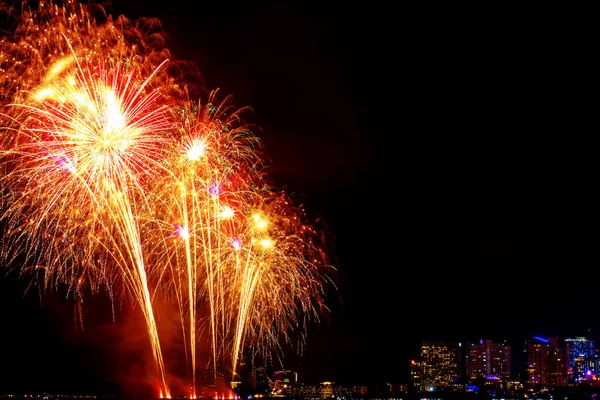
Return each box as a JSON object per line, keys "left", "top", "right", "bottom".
{"left": 1, "top": 1, "right": 178, "bottom": 396}
{"left": 0, "top": 1, "right": 335, "bottom": 398}
{"left": 1, "top": 41, "right": 175, "bottom": 400}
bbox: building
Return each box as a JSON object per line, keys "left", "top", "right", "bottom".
{"left": 410, "top": 341, "right": 461, "bottom": 391}
{"left": 524, "top": 336, "right": 567, "bottom": 389}
{"left": 565, "top": 336, "right": 596, "bottom": 383}
{"left": 387, "top": 382, "right": 408, "bottom": 395}
{"left": 271, "top": 370, "right": 299, "bottom": 397}
{"left": 249, "top": 366, "right": 270, "bottom": 394}
{"left": 466, "top": 339, "right": 511, "bottom": 385}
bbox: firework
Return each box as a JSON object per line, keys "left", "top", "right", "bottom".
{"left": 0, "top": 1, "right": 335, "bottom": 398}
{"left": 1, "top": 30, "right": 176, "bottom": 400}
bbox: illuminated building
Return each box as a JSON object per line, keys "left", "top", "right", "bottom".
{"left": 387, "top": 382, "right": 408, "bottom": 395}
{"left": 273, "top": 370, "right": 298, "bottom": 384}
{"left": 524, "top": 336, "right": 567, "bottom": 388}
{"left": 250, "top": 367, "right": 270, "bottom": 394}
{"left": 410, "top": 341, "right": 461, "bottom": 391}
{"left": 319, "top": 381, "right": 334, "bottom": 398}
{"left": 466, "top": 339, "right": 511, "bottom": 385}
{"left": 565, "top": 336, "right": 596, "bottom": 383}
{"left": 270, "top": 370, "right": 299, "bottom": 397}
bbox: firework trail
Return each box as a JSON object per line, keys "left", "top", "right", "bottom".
{"left": 1, "top": 1, "right": 335, "bottom": 398}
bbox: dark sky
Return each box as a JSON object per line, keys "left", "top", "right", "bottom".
{"left": 0, "top": 0, "right": 597, "bottom": 397}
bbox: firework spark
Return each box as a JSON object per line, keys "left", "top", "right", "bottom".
{"left": 1, "top": 1, "right": 335, "bottom": 398}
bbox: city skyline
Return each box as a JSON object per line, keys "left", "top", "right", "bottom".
{"left": 0, "top": 0, "right": 596, "bottom": 398}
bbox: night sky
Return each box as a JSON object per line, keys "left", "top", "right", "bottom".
{"left": 0, "top": 0, "right": 597, "bottom": 397}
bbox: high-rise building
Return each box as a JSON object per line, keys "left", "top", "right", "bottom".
{"left": 524, "top": 336, "right": 567, "bottom": 388}
{"left": 466, "top": 339, "right": 511, "bottom": 383}
{"left": 410, "top": 341, "right": 461, "bottom": 391}
{"left": 249, "top": 367, "right": 270, "bottom": 394}
{"left": 565, "top": 336, "right": 596, "bottom": 383}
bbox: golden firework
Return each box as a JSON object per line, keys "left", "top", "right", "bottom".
{"left": 0, "top": 1, "right": 335, "bottom": 398}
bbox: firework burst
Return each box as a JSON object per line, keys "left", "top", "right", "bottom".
{"left": 1, "top": 1, "right": 335, "bottom": 398}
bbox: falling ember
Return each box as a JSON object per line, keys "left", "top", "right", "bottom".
{"left": 0, "top": 0, "right": 335, "bottom": 397}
